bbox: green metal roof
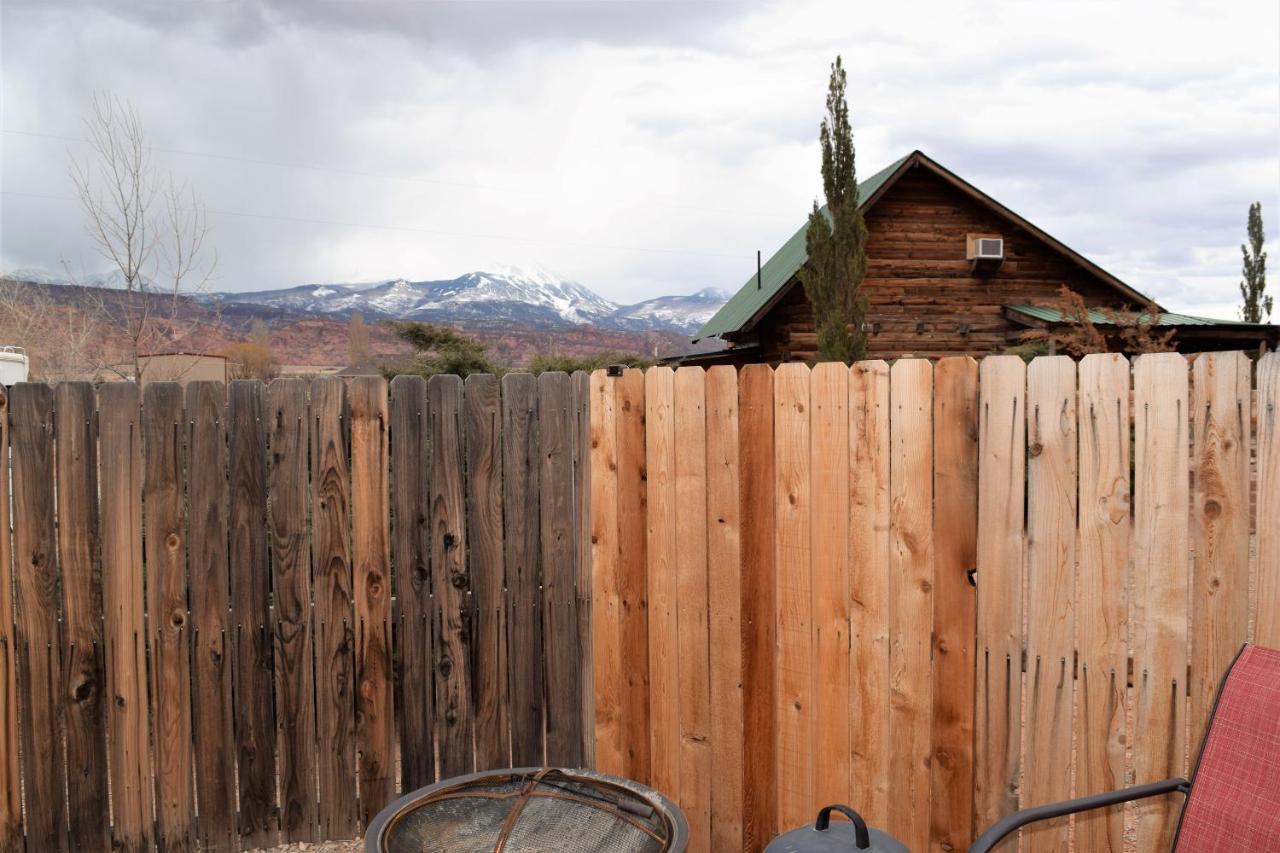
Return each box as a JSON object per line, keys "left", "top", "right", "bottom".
{"left": 693, "top": 153, "right": 911, "bottom": 341}
{"left": 1006, "top": 304, "right": 1271, "bottom": 328}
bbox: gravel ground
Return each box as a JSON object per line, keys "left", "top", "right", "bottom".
{"left": 247, "top": 841, "right": 362, "bottom": 852}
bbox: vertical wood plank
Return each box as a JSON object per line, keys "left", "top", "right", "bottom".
{"left": 1190, "top": 352, "right": 1251, "bottom": 743}
{"left": 268, "top": 379, "right": 319, "bottom": 841}
{"left": 502, "top": 373, "right": 543, "bottom": 768}
{"left": 572, "top": 371, "right": 596, "bottom": 767}
{"left": 810, "top": 363, "right": 850, "bottom": 810}
{"left": 1132, "top": 353, "right": 1190, "bottom": 850}
{"left": 1076, "top": 353, "right": 1131, "bottom": 851}
{"left": 974, "top": 355, "right": 1026, "bottom": 831}
{"left": 887, "top": 359, "right": 934, "bottom": 853}
{"left": 1258, "top": 353, "right": 1280, "bottom": 646}
{"left": 674, "top": 366, "right": 711, "bottom": 852}
{"left": 849, "top": 360, "right": 891, "bottom": 829}
{"left": 740, "top": 364, "right": 778, "bottom": 852}
{"left": 541, "top": 372, "right": 585, "bottom": 766}
{"left": 391, "top": 375, "right": 434, "bottom": 787}
{"left": 430, "top": 375, "right": 474, "bottom": 777}
{"left": 350, "top": 376, "right": 393, "bottom": 821}
{"left": 54, "top": 382, "right": 109, "bottom": 851}
{"left": 590, "top": 369, "right": 623, "bottom": 774}
{"left": 187, "top": 380, "right": 236, "bottom": 852}
{"left": 229, "top": 379, "right": 278, "bottom": 848}
{"left": 774, "top": 362, "right": 812, "bottom": 832}
{"left": 310, "top": 376, "right": 358, "bottom": 839}
{"left": 0, "top": 385, "right": 22, "bottom": 853}
{"left": 614, "top": 368, "right": 650, "bottom": 781}
{"left": 464, "top": 373, "right": 505, "bottom": 771}
{"left": 706, "top": 365, "right": 743, "bottom": 853}
{"left": 1022, "top": 356, "right": 1078, "bottom": 851}
{"left": 143, "top": 383, "right": 194, "bottom": 852}
{"left": 929, "top": 357, "right": 978, "bottom": 852}
{"left": 9, "top": 384, "right": 65, "bottom": 851}
{"left": 100, "top": 382, "right": 154, "bottom": 852}
{"left": 645, "top": 367, "right": 678, "bottom": 797}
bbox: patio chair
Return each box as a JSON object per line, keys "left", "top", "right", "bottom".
{"left": 970, "top": 643, "right": 1280, "bottom": 852}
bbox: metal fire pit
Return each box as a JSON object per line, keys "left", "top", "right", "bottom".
{"left": 365, "top": 767, "right": 688, "bottom": 853}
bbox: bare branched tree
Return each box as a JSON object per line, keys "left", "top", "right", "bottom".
{"left": 69, "top": 91, "right": 220, "bottom": 379}
{"left": 0, "top": 277, "right": 102, "bottom": 381}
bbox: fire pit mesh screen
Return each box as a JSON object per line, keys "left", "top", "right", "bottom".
{"left": 377, "top": 769, "right": 677, "bottom": 853}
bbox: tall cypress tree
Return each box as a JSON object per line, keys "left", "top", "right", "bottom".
{"left": 1240, "top": 201, "right": 1271, "bottom": 323}
{"left": 798, "top": 56, "right": 868, "bottom": 363}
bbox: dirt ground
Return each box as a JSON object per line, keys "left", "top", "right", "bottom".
{"left": 248, "top": 842, "right": 362, "bottom": 853}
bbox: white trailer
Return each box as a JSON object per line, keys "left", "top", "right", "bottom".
{"left": 0, "top": 346, "right": 30, "bottom": 384}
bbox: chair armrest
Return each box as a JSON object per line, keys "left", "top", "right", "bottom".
{"left": 969, "top": 777, "right": 1190, "bottom": 853}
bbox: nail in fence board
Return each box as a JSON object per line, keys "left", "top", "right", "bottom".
{"left": 465, "top": 374, "right": 506, "bottom": 771}
{"left": 100, "top": 382, "right": 154, "bottom": 852}
{"left": 849, "top": 361, "right": 892, "bottom": 829}
{"left": 541, "top": 372, "right": 584, "bottom": 766}
{"left": 928, "top": 357, "right": 978, "bottom": 852}
{"left": 886, "top": 359, "right": 934, "bottom": 852}
{"left": 0, "top": 386, "right": 22, "bottom": 853}
{"left": 310, "top": 376, "right": 359, "bottom": 839}
{"left": 1022, "top": 356, "right": 1077, "bottom": 852}
{"left": 429, "top": 375, "right": 474, "bottom": 777}
{"left": 391, "top": 375, "right": 435, "bottom": 788}
{"left": 268, "top": 379, "right": 319, "bottom": 840}
{"left": 54, "top": 383, "right": 109, "bottom": 851}
{"left": 351, "top": 377, "right": 394, "bottom": 822}
{"left": 1132, "top": 353, "right": 1190, "bottom": 850}
{"left": 974, "top": 356, "right": 1027, "bottom": 831}
{"left": 1075, "top": 354, "right": 1131, "bottom": 852}
{"left": 613, "top": 368, "right": 649, "bottom": 780}
{"left": 1259, "top": 353, "right": 1280, "bottom": 646}
{"left": 10, "top": 384, "right": 66, "bottom": 850}
{"left": 187, "top": 381, "right": 236, "bottom": 852}
{"left": 229, "top": 380, "right": 278, "bottom": 847}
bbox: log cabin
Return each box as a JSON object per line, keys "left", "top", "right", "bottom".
{"left": 688, "top": 150, "right": 1278, "bottom": 364}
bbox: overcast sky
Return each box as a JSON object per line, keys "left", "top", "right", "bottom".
{"left": 2, "top": 0, "right": 1278, "bottom": 316}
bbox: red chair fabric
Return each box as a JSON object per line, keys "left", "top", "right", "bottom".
{"left": 1174, "top": 644, "right": 1280, "bottom": 852}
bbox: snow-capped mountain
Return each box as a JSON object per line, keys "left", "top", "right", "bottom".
{"left": 605, "top": 287, "right": 731, "bottom": 335}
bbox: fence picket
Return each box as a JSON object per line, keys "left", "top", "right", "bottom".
{"left": 0, "top": 385, "right": 21, "bottom": 853}
{"left": 644, "top": 367, "right": 678, "bottom": 796}
{"left": 614, "top": 368, "right": 650, "bottom": 781}
{"left": 1259, "top": 353, "right": 1280, "bottom": 646}
{"left": 572, "top": 371, "right": 595, "bottom": 767}
{"left": 590, "top": 369, "right": 623, "bottom": 774}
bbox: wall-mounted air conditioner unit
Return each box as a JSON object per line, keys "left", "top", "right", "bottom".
{"left": 966, "top": 234, "right": 1005, "bottom": 273}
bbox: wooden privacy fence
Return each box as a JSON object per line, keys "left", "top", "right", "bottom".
{"left": 0, "top": 372, "right": 593, "bottom": 852}
{"left": 589, "top": 352, "right": 1280, "bottom": 853}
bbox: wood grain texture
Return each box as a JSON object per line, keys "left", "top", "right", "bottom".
{"left": 186, "top": 381, "right": 236, "bottom": 853}
{"left": 502, "top": 372, "right": 543, "bottom": 768}
{"left": 0, "top": 386, "right": 21, "bottom": 853}
{"left": 350, "top": 376, "right": 394, "bottom": 822}
{"left": 541, "top": 373, "right": 585, "bottom": 766}
{"left": 848, "top": 360, "right": 891, "bottom": 830}
{"left": 1259, "top": 353, "right": 1280, "bottom": 646}
{"left": 9, "top": 384, "right": 65, "bottom": 850}
{"left": 589, "top": 369, "right": 622, "bottom": 774}
{"left": 1075, "top": 353, "right": 1130, "bottom": 851}
{"left": 974, "top": 356, "right": 1026, "bottom": 830}
{"left": 887, "top": 359, "right": 934, "bottom": 853}
{"left": 1022, "top": 356, "right": 1078, "bottom": 852}
{"left": 572, "top": 371, "right": 595, "bottom": 767}
{"left": 929, "top": 357, "right": 978, "bottom": 852}
{"left": 773, "top": 362, "right": 812, "bottom": 833}
{"left": 142, "top": 383, "right": 194, "bottom": 852}
{"left": 739, "top": 364, "right": 777, "bottom": 853}
{"left": 99, "top": 382, "right": 154, "bottom": 852}
{"left": 1132, "top": 353, "right": 1189, "bottom": 850}
{"left": 390, "top": 375, "right": 435, "bottom": 786}
{"left": 705, "top": 366, "right": 744, "bottom": 853}
{"left": 613, "top": 368, "right": 650, "bottom": 781}
{"left": 674, "top": 366, "right": 711, "bottom": 851}
{"left": 430, "top": 375, "right": 474, "bottom": 777}
{"left": 268, "top": 379, "right": 319, "bottom": 841}
{"left": 310, "top": 376, "right": 358, "bottom": 839}
{"left": 464, "top": 374, "right": 506, "bottom": 771}
{"left": 1190, "top": 352, "right": 1251, "bottom": 746}
{"left": 809, "top": 362, "right": 850, "bottom": 811}
{"left": 229, "top": 380, "right": 278, "bottom": 848}
{"left": 644, "top": 367, "right": 677, "bottom": 797}
{"left": 54, "top": 382, "right": 109, "bottom": 851}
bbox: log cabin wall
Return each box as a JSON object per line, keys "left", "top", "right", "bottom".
{"left": 754, "top": 165, "right": 1124, "bottom": 362}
